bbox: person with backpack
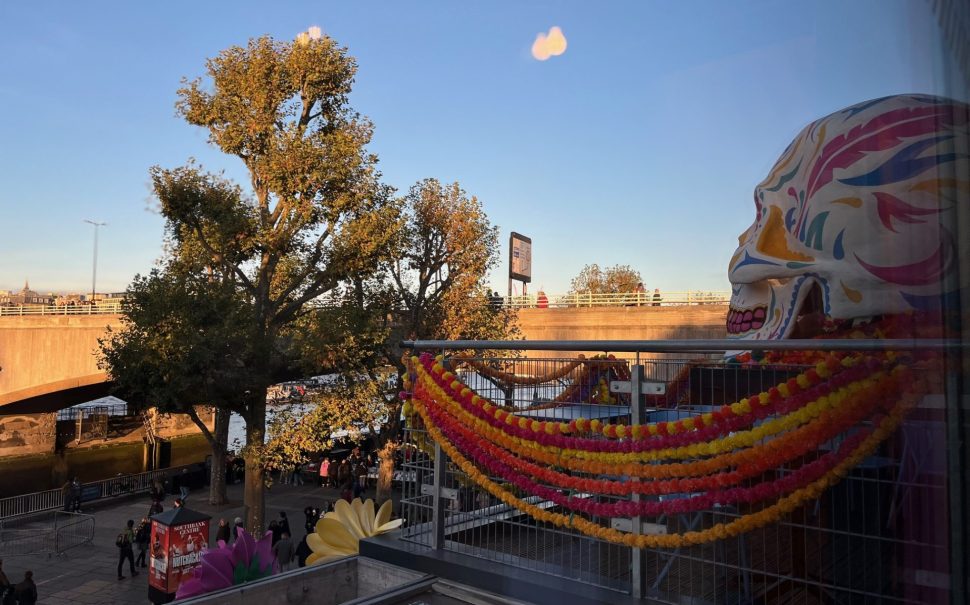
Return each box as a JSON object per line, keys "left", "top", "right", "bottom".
{"left": 116, "top": 520, "right": 138, "bottom": 580}
{"left": 134, "top": 518, "right": 150, "bottom": 568}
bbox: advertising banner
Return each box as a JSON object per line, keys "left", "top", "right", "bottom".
{"left": 509, "top": 232, "right": 532, "bottom": 283}
{"left": 165, "top": 519, "right": 209, "bottom": 593}
{"left": 148, "top": 508, "right": 211, "bottom": 603}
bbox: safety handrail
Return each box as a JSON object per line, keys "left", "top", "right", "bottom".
{"left": 0, "top": 464, "right": 198, "bottom": 520}
{"left": 0, "top": 302, "right": 123, "bottom": 316}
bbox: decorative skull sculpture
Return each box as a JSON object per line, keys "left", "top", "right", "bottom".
{"left": 728, "top": 94, "right": 968, "bottom": 340}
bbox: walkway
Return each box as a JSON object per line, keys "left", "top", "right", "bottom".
{"left": 3, "top": 480, "right": 371, "bottom": 605}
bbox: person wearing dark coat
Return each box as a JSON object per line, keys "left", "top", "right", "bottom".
{"left": 215, "top": 518, "right": 231, "bottom": 544}
{"left": 303, "top": 506, "right": 316, "bottom": 534}
{"left": 0, "top": 558, "right": 12, "bottom": 605}
{"left": 295, "top": 533, "right": 312, "bottom": 568}
{"left": 231, "top": 517, "right": 244, "bottom": 544}
{"left": 278, "top": 511, "right": 290, "bottom": 537}
{"left": 12, "top": 571, "right": 36, "bottom": 605}
{"left": 268, "top": 520, "right": 281, "bottom": 545}
{"left": 135, "top": 518, "right": 150, "bottom": 568}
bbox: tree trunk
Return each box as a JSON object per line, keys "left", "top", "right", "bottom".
{"left": 208, "top": 408, "right": 230, "bottom": 505}
{"left": 376, "top": 399, "right": 403, "bottom": 506}
{"left": 244, "top": 399, "right": 267, "bottom": 533}
{"left": 376, "top": 438, "right": 398, "bottom": 506}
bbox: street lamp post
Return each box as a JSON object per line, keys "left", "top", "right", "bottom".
{"left": 83, "top": 219, "right": 107, "bottom": 302}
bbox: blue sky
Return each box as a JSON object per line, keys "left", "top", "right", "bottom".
{"left": 0, "top": 1, "right": 963, "bottom": 295}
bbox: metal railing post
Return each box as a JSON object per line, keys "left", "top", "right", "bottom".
{"left": 629, "top": 363, "right": 648, "bottom": 598}
{"left": 431, "top": 442, "right": 446, "bottom": 550}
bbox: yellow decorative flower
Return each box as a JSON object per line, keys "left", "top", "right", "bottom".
{"left": 306, "top": 498, "right": 403, "bottom": 565}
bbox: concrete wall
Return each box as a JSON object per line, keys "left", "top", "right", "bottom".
{"left": 0, "top": 314, "right": 122, "bottom": 403}
{"left": 179, "top": 557, "right": 428, "bottom": 605}
{"left": 0, "top": 412, "right": 55, "bottom": 456}
{"left": 514, "top": 305, "right": 727, "bottom": 357}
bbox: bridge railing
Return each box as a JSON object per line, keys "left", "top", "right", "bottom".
{"left": 501, "top": 290, "right": 730, "bottom": 309}
{"left": 0, "top": 302, "right": 123, "bottom": 316}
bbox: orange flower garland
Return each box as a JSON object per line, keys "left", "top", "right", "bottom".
{"left": 409, "top": 382, "right": 923, "bottom": 548}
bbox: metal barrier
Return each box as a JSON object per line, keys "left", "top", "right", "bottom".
{"left": 501, "top": 291, "right": 730, "bottom": 309}
{"left": 400, "top": 339, "right": 961, "bottom": 604}
{"left": 0, "top": 302, "right": 123, "bottom": 316}
{"left": 0, "top": 464, "right": 197, "bottom": 521}
{"left": 0, "top": 511, "right": 94, "bottom": 557}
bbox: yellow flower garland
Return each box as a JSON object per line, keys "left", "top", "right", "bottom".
{"left": 412, "top": 357, "right": 887, "bottom": 463}
{"left": 410, "top": 388, "right": 920, "bottom": 548}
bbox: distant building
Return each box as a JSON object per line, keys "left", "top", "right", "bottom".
{"left": 0, "top": 280, "right": 52, "bottom": 306}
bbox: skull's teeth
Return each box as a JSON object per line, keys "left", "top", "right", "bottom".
{"left": 727, "top": 305, "right": 767, "bottom": 334}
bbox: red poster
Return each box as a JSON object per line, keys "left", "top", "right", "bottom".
{"left": 148, "top": 521, "right": 169, "bottom": 592}
{"left": 165, "top": 519, "right": 209, "bottom": 593}
{"left": 148, "top": 518, "right": 210, "bottom": 595}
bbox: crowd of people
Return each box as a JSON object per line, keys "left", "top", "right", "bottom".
{"left": 315, "top": 447, "right": 374, "bottom": 502}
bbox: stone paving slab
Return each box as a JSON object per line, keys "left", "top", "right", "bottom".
{"left": 4, "top": 480, "right": 371, "bottom": 604}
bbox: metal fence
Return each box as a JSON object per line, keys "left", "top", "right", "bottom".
{"left": 0, "top": 511, "right": 95, "bottom": 557}
{"left": 0, "top": 302, "right": 123, "bottom": 316}
{"left": 501, "top": 291, "right": 729, "bottom": 309}
{"left": 400, "top": 339, "right": 961, "bottom": 604}
{"left": 0, "top": 464, "right": 196, "bottom": 521}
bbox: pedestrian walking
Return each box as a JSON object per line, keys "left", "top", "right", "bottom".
{"left": 353, "top": 459, "right": 368, "bottom": 499}
{"left": 295, "top": 533, "right": 311, "bottom": 568}
{"left": 268, "top": 520, "right": 281, "bottom": 546}
{"left": 337, "top": 459, "right": 352, "bottom": 499}
{"left": 303, "top": 506, "right": 316, "bottom": 534}
{"left": 272, "top": 532, "right": 295, "bottom": 571}
{"left": 116, "top": 520, "right": 138, "bottom": 580}
{"left": 327, "top": 457, "right": 338, "bottom": 488}
{"left": 135, "top": 517, "right": 150, "bottom": 568}
{"left": 318, "top": 458, "right": 330, "bottom": 487}
{"left": 652, "top": 288, "right": 662, "bottom": 306}
{"left": 178, "top": 468, "right": 190, "bottom": 502}
{"left": 290, "top": 463, "right": 304, "bottom": 486}
{"left": 232, "top": 517, "right": 244, "bottom": 543}
{"left": 215, "top": 518, "right": 230, "bottom": 544}
{"left": 12, "top": 572, "right": 35, "bottom": 605}
{"left": 0, "top": 558, "right": 12, "bottom": 605}
{"left": 68, "top": 477, "right": 82, "bottom": 512}
{"left": 279, "top": 512, "right": 290, "bottom": 537}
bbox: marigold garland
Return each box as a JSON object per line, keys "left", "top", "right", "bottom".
{"left": 416, "top": 366, "right": 900, "bottom": 498}
{"left": 407, "top": 361, "right": 905, "bottom": 476}
{"left": 410, "top": 384, "right": 921, "bottom": 548}
{"left": 411, "top": 354, "right": 890, "bottom": 463}
{"left": 402, "top": 340, "right": 939, "bottom": 548}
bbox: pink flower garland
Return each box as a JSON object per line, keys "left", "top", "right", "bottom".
{"left": 416, "top": 353, "right": 880, "bottom": 454}
{"left": 417, "top": 390, "right": 882, "bottom": 517}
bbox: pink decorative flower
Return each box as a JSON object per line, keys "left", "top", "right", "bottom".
{"left": 175, "top": 527, "right": 278, "bottom": 599}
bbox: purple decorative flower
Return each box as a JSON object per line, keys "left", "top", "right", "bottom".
{"left": 175, "top": 527, "right": 278, "bottom": 599}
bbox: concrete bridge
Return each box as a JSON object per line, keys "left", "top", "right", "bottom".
{"left": 0, "top": 305, "right": 727, "bottom": 414}
{"left": 0, "top": 315, "right": 122, "bottom": 414}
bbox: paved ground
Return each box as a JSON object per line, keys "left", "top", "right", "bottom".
{"left": 2, "top": 479, "right": 378, "bottom": 605}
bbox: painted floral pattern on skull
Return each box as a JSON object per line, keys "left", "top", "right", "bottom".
{"left": 728, "top": 94, "right": 969, "bottom": 340}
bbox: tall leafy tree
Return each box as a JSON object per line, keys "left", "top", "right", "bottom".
{"left": 116, "top": 31, "right": 397, "bottom": 530}
{"left": 99, "top": 263, "right": 252, "bottom": 505}
{"left": 332, "top": 179, "right": 518, "bottom": 503}
{"left": 569, "top": 263, "right": 643, "bottom": 295}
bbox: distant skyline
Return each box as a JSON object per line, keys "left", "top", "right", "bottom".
{"left": 1, "top": 1, "right": 965, "bottom": 294}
